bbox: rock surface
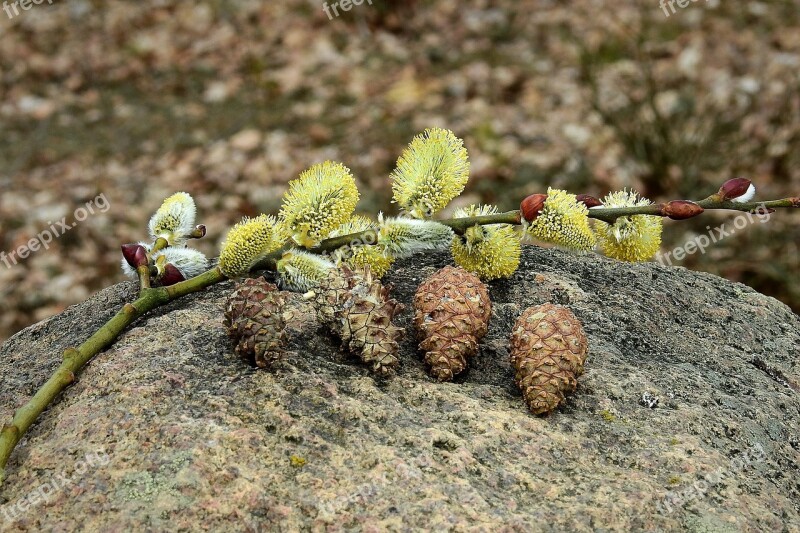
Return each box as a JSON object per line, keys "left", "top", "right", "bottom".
{"left": 1, "top": 247, "right": 799, "bottom": 532}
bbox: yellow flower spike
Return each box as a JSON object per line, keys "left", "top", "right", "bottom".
{"left": 279, "top": 161, "right": 360, "bottom": 248}
{"left": 525, "top": 188, "right": 596, "bottom": 251}
{"left": 148, "top": 192, "right": 197, "bottom": 245}
{"left": 218, "top": 214, "right": 282, "bottom": 278}
{"left": 451, "top": 204, "right": 521, "bottom": 280}
{"left": 328, "top": 216, "right": 395, "bottom": 277}
{"left": 593, "top": 189, "right": 663, "bottom": 262}
{"left": 276, "top": 250, "right": 336, "bottom": 292}
{"left": 391, "top": 127, "right": 470, "bottom": 219}
{"left": 377, "top": 214, "right": 454, "bottom": 258}
{"left": 347, "top": 245, "right": 395, "bottom": 278}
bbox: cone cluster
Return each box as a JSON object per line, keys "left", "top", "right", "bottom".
{"left": 413, "top": 266, "right": 491, "bottom": 381}
{"left": 316, "top": 267, "right": 404, "bottom": 377}
{"left": 509, "top": 304, "right": 588, "bottom": 415}
{"left": 224, "top": 278, "right": 288, "bottom": 368}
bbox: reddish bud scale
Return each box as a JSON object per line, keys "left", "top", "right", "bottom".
{"left": 121, "top": 244, "right": 148, "bottom": 269}
{"left": 718, "top": 178, "right": 752, "bottom": 201}
{"left": 520, "top": 194, "right": 548, "bottom": 222}
{"left": 157, "top": 264, "right": 185, "bottom": 286}
{"left": 663, "top": 200, "right": 704, "bottom": 220}
{"left": 414, "top": 266, "right": 492, "bottom": 381}
{"left": 509, "top": 304, "right": 589, "bottom": 416}
{"left": 575, "top": 194, "right": 603, "bottom": 208}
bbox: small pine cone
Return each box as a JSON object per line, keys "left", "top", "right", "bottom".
{"left": 316, "top": 267, "right": 404, "bottom": 376}
{"left": 413, "top": 266, "right": 491, "bottom": 381}
{"left": 509, "top": 304, "right": 589, "bottom": 415}
{"left": 224, "top": 278, "right": 287, "bottom": 368}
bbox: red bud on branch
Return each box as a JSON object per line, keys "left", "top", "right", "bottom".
{"left": 121, "top": 244, "right": 148, "bottom": 269}
{"left": 663, "top": 201, "right": 704, "bottom": 220}
{"left": 575, "top": 194, "right": 603, "bottom": 208}
{"left": 718, "top": 178, "right": 755, "bottom": 202}
{"left": 520, "top": 194, "right": 548, "bottom": 222}
{"left": 158, "top": 264, "right": 186, "bottom": 287}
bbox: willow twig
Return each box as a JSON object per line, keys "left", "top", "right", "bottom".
{"left": 0, "top": 267, "right": 227, "bottom": 483}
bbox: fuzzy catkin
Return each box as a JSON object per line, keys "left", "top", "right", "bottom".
{"left": 315, "top": 267, "right": 404, "bottom": 376}
{"left": 413, "top": 266, "right": 491, "bottom": 381}
{"left": 509, "top": 304, "right": 589, "bottom": 415}
{"left": 224, "top": 278, "right": 287, "bottom": 368}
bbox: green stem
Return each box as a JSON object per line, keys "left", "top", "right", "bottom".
{"left": 0, "top": 267, "right": 227, "bottom": 483}
{"left": 587, "top": 197, "right": 799, "bottom": 223}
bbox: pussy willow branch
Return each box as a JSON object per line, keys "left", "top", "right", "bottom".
{"left": 2, "top": 194, "right": 798, "bottom": 484}
{"left": 0, "top": 267, "right": 226, "bottom": 484}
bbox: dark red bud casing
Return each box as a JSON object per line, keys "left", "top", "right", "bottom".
{"left": 158, "top": 264, "right": 186, "bottom": 286}
{"left": 575, "top": 194, "right": 603, "bottom": 208}
{"left": 718, "top": 178, "right": 752, "bottom": 201}
{"left": 121, "top": 244, "right": 148, "bottom": 268}
{"left": 520, "top": 194, "right": 548, "bottom": 222}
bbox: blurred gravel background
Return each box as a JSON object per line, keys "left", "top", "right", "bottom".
{"left": 0, "top": 0, "right": 798, "bottom": 341}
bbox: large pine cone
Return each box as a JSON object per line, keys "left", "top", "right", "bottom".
{"left": 224, "top": 278, "right": 287, "bottom": 368}
{"left": 509, "top": 304, "right": 589, "bottom": 415}
{"left": 413, "top": 266, "right": 491, "bottom": 381}
{"left": 316, "top": 266, "right": 404, "bottom": 377}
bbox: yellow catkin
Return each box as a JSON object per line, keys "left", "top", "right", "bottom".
{"left": 594, "top": 190, "right": 663, "bottom": 262}
{"left": 218, "top": 214, "right": 281, "bottom": 278}
{"left": 391, "top": 128, "right": 470, "bottom": 218}
{"left": 451, "top": 205, "right": 521, "bottom": 280}
{"left": 525, "top": 188, "right": 596, "bottom": 251}
{"left": 279, "top": 161, "right": 360, "bottom": 248}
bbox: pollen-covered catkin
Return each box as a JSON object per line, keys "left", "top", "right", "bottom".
{"left": 315, "top": 267, "right": 404, "bottom": 376}
{"left": 509, "top": 304, "right": 589, "bottom": 415}
{"left": 413, "top": 266, "right": 491, "bottom": 381}
{"left": 224, "top": 278, "right": 287, "bottom": 368}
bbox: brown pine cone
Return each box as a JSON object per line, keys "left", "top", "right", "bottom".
{"left": 316, "top": 266, "right": 404, "bottom": 377}
{"left": 509, "top": 304, "right": 589, "bottom": 415}
{"left": 224, "top": 278, "right": 287, "bottom": 369}
{"left": 413, "top": 266, "right": 491, "bottom": 381}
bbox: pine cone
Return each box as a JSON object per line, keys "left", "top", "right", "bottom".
{"left": 224, "top": 278, "right": 287, "bottom": 368}
{"left": 509, "top": 304, "right": 589, "bottom": 415}
{"left": 413, "top": 266, "right": 491, "bottom": 381}
{"left": 316, "top": 266, "right": 404, "bottom": 376}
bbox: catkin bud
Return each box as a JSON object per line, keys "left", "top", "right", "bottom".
{"left": 224, "top": 278, "right": 288, "bottom": 368}
{"left": 522, "top": 188, "right": 596, "bottom": 251}
{"left": 718, "top": 178, "right": 755, "bottom": 202}
{"left": 450, "top": 204, "right": 521, "bottom": 280}
{"left": 316, "top": 267, "right": 404, "bottom": 376}
{"left": 279, "top": 161, "right": 360, "bottom": 248}
{"left": 593, "top": 189, "right": 663, "bottom": 262}
{"left": 509, "top": 304, "right": 589, "bottom": 415}
{"left": 276, "top": 250, "right": 336, "bottom": 292}
{"left": 148, "top": 192, "right": 197, "bottom": 246}
{"left": 218, "top": 214, "right": 282, "bottom": 278}
{"left": 377, "top": 214, "right": 453, "bottom": 258}
{"left": 391, "top": 127, "right": 470, "bottom": 219}
{"left": 414, "top": 266, "right": 491, "bottom": 381}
